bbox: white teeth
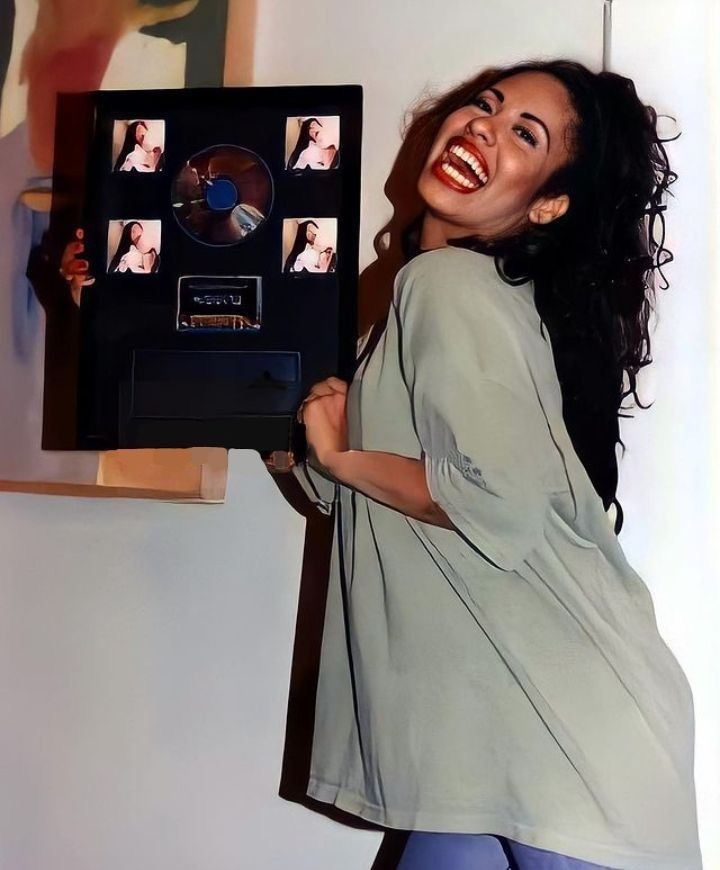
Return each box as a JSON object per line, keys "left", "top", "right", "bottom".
{"left": 448, "top": 143, "right": 487, "bottom": 184}
{"left": 441, "top": 162, "right": 475, "bottom": 188}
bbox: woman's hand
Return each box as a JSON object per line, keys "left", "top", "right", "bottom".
{"left": 297, "top": 377, "right": 349, "bottom": 470}
{"left": 296, "top": 379, "right": 453, "bottom": 528}
{"left": 59, "top": 228, "right": 95, "bottom": 306}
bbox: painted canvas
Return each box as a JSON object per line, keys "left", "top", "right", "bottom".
{"left": 0, "top": 0, "right": 228, "bottom": 481}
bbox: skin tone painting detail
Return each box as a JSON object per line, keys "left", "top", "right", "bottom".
{"left": 20, "top": 0, "right": 199, "bottom": 172}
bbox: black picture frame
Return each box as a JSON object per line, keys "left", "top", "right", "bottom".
{"left": 47, "top": 84, "right": 362, "bottom": 452}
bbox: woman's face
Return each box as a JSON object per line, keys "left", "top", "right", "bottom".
{"left": 306, "top": 225, "right": 318, "bottom": 244}
{"left": 130, "top": 223, "right": 143, "bottom": 245}
{"left": 308, "top": 120, "right": 322, "bottom": 142}
{"left": 417, "top": 71, "right": 577, "bottom": 245}
{"left": 135, "top": 123, "right": 148, "bottom": 146}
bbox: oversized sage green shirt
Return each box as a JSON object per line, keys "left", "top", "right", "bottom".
{"left": 293, "top": 247, "right": 702, "bottom": 870}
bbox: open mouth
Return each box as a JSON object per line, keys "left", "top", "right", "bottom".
{"left": 432, "top": 136, "right": 489, "bottom": 193}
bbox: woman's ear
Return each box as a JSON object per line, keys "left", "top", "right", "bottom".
{"left": 528, "top": 193, "right": 570, "bottom": 225}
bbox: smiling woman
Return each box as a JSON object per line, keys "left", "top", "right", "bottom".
{"left": 293, "top": 59, "right": 701, "bottom": 870}
{"left": 418, "top": 71, "right": 575, "bottom": 245}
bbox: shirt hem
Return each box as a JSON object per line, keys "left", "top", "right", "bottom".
{"left": 306, "top": 778, "right": 702, "bottom": 870}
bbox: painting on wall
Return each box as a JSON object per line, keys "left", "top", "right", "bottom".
{"left": 0, "top": 0, "right": 230, "bottom": 479}
{"left": 1, "top": 0, "right": 229, "bottom": 172}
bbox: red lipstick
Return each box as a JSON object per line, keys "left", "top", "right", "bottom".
{"left": 431, "top": 136, "right": 489, "bottom": 194}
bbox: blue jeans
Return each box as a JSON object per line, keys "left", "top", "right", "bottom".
{"left": 397, "top": 833, "right": 617, "bottom": 869}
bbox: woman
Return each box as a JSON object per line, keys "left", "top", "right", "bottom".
{"left": 287, "top": 117, "right": 339, "bottom": 170}
{"left": 113, "top": 120, "right": 163, "bottom": 172}
{"left": 108, "top": 221, "right": 159, "bottom": 273}
{"left": 284, "top": 220, "right": 335, "bottom": 273}
{"left": 293, "top": 60, "right": 702, "bottom": 869}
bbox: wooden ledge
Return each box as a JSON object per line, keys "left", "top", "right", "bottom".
{"left": 0, "top": 479, "right": 221, "bottom": 502}
{"left": 0, "top": 448, "right": 229, "bottom": 502}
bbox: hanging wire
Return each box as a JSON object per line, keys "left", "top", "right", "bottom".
{"left": 602, "top": 0, "right": 614, "bottom": 72}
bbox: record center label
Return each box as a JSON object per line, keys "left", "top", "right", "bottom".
{"left": 171, "top": 144, "right": 273, "bottom": 247}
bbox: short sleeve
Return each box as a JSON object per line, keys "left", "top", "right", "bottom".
{"left": 292, "top": 460, "right": 336, "bottom": 515}
{"left": 395, "top": 250, "right": 551, "bottom": 571}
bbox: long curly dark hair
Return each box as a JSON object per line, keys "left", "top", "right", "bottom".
{"left": 287, "top": 117, "right": 321, "bottom": 170}
{"left": 108, "top": 221, "right": 143, "bottom": 272}
{"left": 397, "top": 59, "right": 676, "bottom": 533}
{"left": 113, "top": 121, "right": 148, "bottom": 172}
{"left": 283, "top": 220, "right": 319, "bottom": 273}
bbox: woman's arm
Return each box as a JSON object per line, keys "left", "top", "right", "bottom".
{"left": 321, "top": 449, "right": 455, "bottom": 528}
{"left": 298, "top": 378, "right": 454, "bottom": 529}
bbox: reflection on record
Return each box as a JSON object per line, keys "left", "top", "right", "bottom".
{"left": 171, "top": 145, "right": 273, "bottom": 246}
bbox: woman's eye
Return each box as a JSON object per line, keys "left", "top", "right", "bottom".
{"left": 515, "top": 126, "right": 538, "bottom": 147}
{"left": 470, "top": 95, "right": 492, "bottom": 112}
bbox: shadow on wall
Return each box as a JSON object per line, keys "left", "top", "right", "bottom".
{"left": 274, "top": 470, "right": 410, "bottom": 870}
{"left": 18, "top": 2, "right": 417, "bottom": 860}
{"left": 274, "top": 118, "right": 435, "bottom": 868}
{"left": 355, "top": 104, "right": 429, "bottom": 349}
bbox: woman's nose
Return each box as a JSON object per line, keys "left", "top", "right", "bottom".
{"left": 466, "top": 115, "right": 496, "bottom": 147}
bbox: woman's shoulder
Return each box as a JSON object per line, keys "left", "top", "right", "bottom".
{"left": 393, "top": 247, "right": 522, "bottom": 324}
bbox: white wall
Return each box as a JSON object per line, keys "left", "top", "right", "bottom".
{"left": 610, "top": 2, "right": 720, "bottom": 866}
{"left": 0, "top": 451, "right": 381, "bottom": 870}
{"left": 8, "top": 3, "right": 719, "bottom": 870}
{"left": 252, "top": 0, "right": 603, "bottom": 270}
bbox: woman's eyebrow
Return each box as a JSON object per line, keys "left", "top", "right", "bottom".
{"left": 521, "top": 113, "right": 551, "bottom": 149}
{"left": 486, "top": 87, "right": 551, "bottom": 150}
